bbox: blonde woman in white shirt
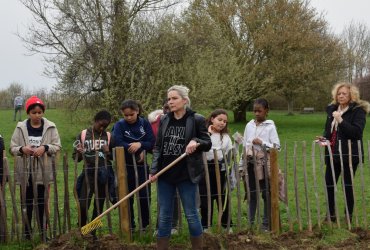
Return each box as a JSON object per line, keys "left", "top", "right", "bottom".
{"left": 199, "top": 109, "right": 234, "bottom": 232}
{"left": 243, "top": 98, "right": 280, "bottom": 231}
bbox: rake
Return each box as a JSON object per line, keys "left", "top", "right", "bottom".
{"left": 81, "top": 152, "right": 187, "bottom": 235}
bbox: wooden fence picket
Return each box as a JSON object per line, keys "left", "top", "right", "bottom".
{"left": 358, "top": 140, "right": 367, "bottom": 228}
{"left": 213, "top": 149, "right": 222, "bottom": 232}
{"left": 284, "top": 142, "right": 293, "bottom": 231}
{"left": 132, "top": 154, "right": 143, "bottom": 235}
{"left": 293, "top": 142, "right": 302, "bottom": 231}
{"left": 4, "top": 157, "right": 19, "bottom": 241}
{"left": 302, "top": 141, "right": 312, "bottom": 231}
{"left": 311, "top": 142, "right": 321, "bottom": 229}
{"left": 202, "top": 154, "right": 211, "bottom": 230}
{"left": 326, "top": 144, "right": 340, "bottom": 228}
{"left": 339, "top": 141, "right": 351, "bottom": 229}
{"left": 347, "top": 141, "right": 358, "bottom": 227}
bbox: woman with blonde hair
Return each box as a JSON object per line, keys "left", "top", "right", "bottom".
{"left": 317, "top": 82, "right": 369, "bottom": 223}
{"left": 150, "top": 85, "right": 211, "bottom": 250}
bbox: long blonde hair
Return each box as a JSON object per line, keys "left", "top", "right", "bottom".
{"left": 331, "top": 82, "right": 370, "bottom": 113}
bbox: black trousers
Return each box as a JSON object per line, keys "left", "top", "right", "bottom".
{"left": 79, "top": 174, "right": 106, "bottom": 228}
{"left": 199, "top": 161, "right": 232, "bottom": 229}
{"left": 22, "top": 176, "right": 46, "bottom": 239}
{"left": 247, "top": 162, "right": 268, "bottom": 227}
{"left": 126, "top": 164, "right": 151, "bottom": 229}
{"left": 325, "top": 156, "right": 358, "bottom": 220}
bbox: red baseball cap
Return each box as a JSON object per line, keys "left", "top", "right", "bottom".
{"left": 25, "top": 96, "right": 45, "bottom": 114}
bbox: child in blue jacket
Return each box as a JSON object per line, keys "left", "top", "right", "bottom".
{"left": 113, "top": 99, "right": 155, "bottom": 230}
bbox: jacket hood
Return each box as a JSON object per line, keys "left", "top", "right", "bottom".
{"left": 356, "top": 100, "right": 370, "bottom": 113}
{"left": 168, "top": 107, "right": 195, "bottom": 119}
{"left": 148, "top": 109, "right": 163, "bottom": 123}
{"left": 16, "top": 117, "right": 56, "bottom": 132}
{"left": 328, "top": 101, "right": 370, "bottom": 114}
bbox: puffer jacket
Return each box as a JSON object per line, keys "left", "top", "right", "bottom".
{"left": 10, "top": 118, "right": 61, "bottom": 185}
{"left": 150, "top": 108, "right": 212, "bottom": 184}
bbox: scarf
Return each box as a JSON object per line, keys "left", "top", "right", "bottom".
{"left": 330, "top": 105, "right": 349, "bottom": 133}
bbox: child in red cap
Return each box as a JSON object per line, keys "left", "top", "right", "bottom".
{"left": 10, "top": 95, "right": 61, "bottom": 241}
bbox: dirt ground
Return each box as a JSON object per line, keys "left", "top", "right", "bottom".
{"left": 36, "top": 228, "right": 370, "bottom": 249}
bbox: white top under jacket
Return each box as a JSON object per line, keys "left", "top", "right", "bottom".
{"left": 205, "top": 132, "right": 233, "bottom": 162}
{"left": 243, "top": 119, "right": 280, "bottom": 151}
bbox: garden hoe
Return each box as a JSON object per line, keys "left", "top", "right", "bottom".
{"left": 81, "top": 152, "right": 187, "bottom": 235}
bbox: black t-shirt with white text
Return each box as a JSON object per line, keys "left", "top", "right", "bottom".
{"left": 27, "top": 119, "right": 43, "bottom": 147}
{"left": 160, "top": 113, "right": 189, "bottom": 184}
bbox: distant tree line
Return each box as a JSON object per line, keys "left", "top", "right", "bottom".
{"left": 0, "top": 82, "right": 62, "bottom": 109}
{"left": 18, "top": 0, "right": 370, "bottom": 121}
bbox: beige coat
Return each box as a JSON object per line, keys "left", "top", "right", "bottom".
{"left": 245, "top": 147, "right": 287, "bottom": 204}
{"left": 10, "top": 118, "right": 61, "bottom": 185}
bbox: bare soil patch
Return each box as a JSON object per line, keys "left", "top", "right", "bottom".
{"left": 38, "top": 228, "right": 370, "bottom": 249}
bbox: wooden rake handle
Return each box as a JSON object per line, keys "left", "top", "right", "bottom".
{"left": 94, "top": 152, "right": 187, "bottom": 221}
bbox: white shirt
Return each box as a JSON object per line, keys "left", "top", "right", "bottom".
{"left": 14, "top": 96, "right": 24, "bottom": 107}
{"left": 206, "top": 133, "right": 233, "bottom": 161}
{"left": 243, "top": 119, "right": 280, "bottom": 151}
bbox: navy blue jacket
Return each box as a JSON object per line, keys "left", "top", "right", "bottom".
{"left": 113, "top": 116, "right": 155, "bottom": 164}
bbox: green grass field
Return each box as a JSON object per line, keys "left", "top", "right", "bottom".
{"left": 1, "top": 108, "right": 370, "bottom": 249}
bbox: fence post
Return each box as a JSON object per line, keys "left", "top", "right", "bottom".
{"left": 358, "top": 140, "right": 367, "bottom": 228}
{"left": 104, "top": 155, "right": 112, "bottom": 234}
{"left": 52, "top": 155, "right": 62, "bottom": 237}
{"left": 4, "top": 157, "right": 19, "bottom": 241}
{"left": 302, "top": 141, "right": 312, "bottom": 231}
{"left": 283, "top": 142, "right": 292, "bottom": 231}
{"left": 63, "top": 152, "right": 71, "bottom": 232}
{"left": 293, "top": 142, "right": 302, "bottom": 231}
{"left": 115, "top": 147, "right": 131, "bottom": 241}
{"left": 326, "top": 144, "right": 340, "bottom": 228}
{"left": 202, "top": 154, "right": 212, "bottom": 230}
{"left": 339, "top": 141, "right": 351, "bottom": 229}
{"left": 348, "top": 140, "right": 358, "bottom": 227}
{"left": 213, "top": 149, "right": 222, "bottom": 233}
{"left": 270, "top": 148, "right": 279, "bottom": 234}
{"left": 232, "top": 145, "right": 242, "bottom": 231}
{"left": 311, "top": 142, "right": 321, "bottom": 229}
{"left": 132, "top": 154, "right": 143, "bottom": 235}
{"left": 0, "top": 157, "right": 7, "bottom": 243}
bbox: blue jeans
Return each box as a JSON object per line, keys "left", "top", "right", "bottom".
{"left": 157, "top": 179, "right": 202, "bottom": 238}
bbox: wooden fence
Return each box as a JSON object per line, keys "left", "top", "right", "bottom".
{"left": 0, "top": 140, "right": 370, "bottom": 243}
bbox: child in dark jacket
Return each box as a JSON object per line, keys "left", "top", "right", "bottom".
{"left": 0, "top": 135, "right": 3, "bottom": 186}
{"left": 113, "top": 99, "right": 155, "bottom": 230}
{"left": 73, "top": 110, "right": 116, "bottom": 237}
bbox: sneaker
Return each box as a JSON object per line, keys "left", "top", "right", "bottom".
{"left": 171, "top": 228, "right": 178, "bottom": 235}
{"left": 222, "top": 227, "right": 233, "bottom": 234}
{"left": 261, "top": 224, "right": 269, "bottom": 232}
{"left": 323, "top": 215, "right": 336, "bottom": 224}
{"left": 203, "top": 228, "right": 210, "bottom": 233}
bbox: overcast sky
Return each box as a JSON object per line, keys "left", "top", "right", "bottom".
{"left": 1, "top": 0, "right": 370, "bottom": 91}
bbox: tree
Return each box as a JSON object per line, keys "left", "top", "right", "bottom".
{"left": 7, "top": 82, "right": 24, "bottom": 98}
{"left": 262, "top": 0, "right": 344, "bottom": 114}
{"left": 177, "top": 0, "right": 343, "bottom": 119}
{"left": 341, "top": 21, "right": 370, "bottom": 82}
{"left": 20, "top": 0, "right": 180, "bottom": 114}
{"left": 176, "top": 0, "right": 275, "bottom": 122}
